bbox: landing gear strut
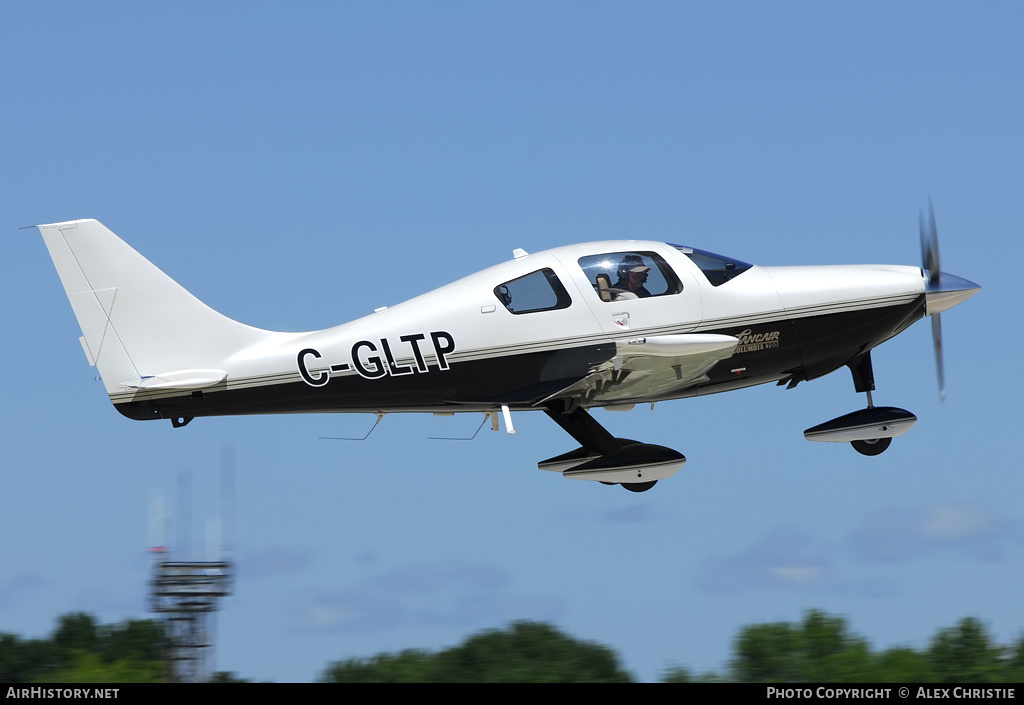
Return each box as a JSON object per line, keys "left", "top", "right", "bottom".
{"left": 850, "top": 386, "right": 893, "bottom": 456}
{"left": 849, "top": 354, "right": 891, "bottom": 456}
{"left": 803, "top": 352, "right": 916, "bottom": 456}
{"left": 538, "top": 400, "right": 684, "bottom": 492}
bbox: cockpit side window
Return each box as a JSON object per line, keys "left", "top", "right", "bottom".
{"left": 577, "top": 251, "right": 682, "bottom": 302}
{"left": 494, "top": 268, "right": 572, "bottom": 314}
{"left": 670, "top": 244, "right": 752, "bottom": 286}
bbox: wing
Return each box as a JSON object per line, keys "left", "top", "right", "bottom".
{"left": 537, "top": 334, "right": 739, "bottom": 407}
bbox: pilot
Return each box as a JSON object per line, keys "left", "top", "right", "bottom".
{"left": 613, "top": 254, "right": 652, "bottom": 300}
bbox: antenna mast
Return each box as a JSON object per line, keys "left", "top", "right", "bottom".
{"left": 148, "top": 460, "right": 236, "bottom": 682}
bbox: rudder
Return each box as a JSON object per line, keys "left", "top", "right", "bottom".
{"left": 38, "top": 219, "right": 273, "bottom": 397}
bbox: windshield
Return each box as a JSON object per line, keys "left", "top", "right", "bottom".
{"left": 670, "top": 244, "right": 752, "bottom": 286}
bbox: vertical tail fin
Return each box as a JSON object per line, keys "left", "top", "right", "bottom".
{"left": 38, "top": 219, "right": 273, "bottom": 396}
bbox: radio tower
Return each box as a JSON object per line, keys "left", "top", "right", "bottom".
{"left": 148, "top": 454, "right": 235, "bottom": 683}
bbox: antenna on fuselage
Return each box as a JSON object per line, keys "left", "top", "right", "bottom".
{"left": 319, "top": 412, "right": 386, "bottom": 440}
{"left": 428, "top": 412, "right": 493, "bottom": 441}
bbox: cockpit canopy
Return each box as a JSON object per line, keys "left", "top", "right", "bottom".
{"left": 670, "top": 244, "right": 752, "bottom": 286}
{"left": 491, "top": 243, "right": 754, "bottom": 315}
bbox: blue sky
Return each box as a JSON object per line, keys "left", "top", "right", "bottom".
{"left": 1, "top": 2, "right": 1020, "bottom": 681}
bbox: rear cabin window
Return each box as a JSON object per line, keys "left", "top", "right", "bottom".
{"left": 494, "top": 268, "right": 572, "bottom": 314}
{"left": 577, "top": 251, "right": 683, "bottom": 302}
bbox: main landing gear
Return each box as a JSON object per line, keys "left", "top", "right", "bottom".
{"left": 537, "top": 400, "right": 686, "bottom": 492}
{"left": 803, "top": 352, "right": 917, "bottom": 456}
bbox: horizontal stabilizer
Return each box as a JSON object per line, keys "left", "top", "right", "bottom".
{"left": 122, "top": 369, "right": 228, "bottom": 391}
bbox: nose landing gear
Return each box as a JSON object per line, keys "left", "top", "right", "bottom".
{"left": 803, "top": 352, "right": 916, "bottom": 456}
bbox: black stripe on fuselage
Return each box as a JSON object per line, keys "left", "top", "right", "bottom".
{"left": 114, "top": 297, "right": 926, "bottom": 422}
{"left": 113, "top": 342, "right": 620, "bottom": 421}
{"left": 692, "top": 294, "right": 925, "bottom": 396}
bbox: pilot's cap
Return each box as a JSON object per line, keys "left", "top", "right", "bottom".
{"left": 620, "top": 254, "right": 650, "bottom": 274}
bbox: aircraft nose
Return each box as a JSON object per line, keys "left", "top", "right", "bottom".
{"left": 925, "top": 271, "right": 981, "bottom": 316}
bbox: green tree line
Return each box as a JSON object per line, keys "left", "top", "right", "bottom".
{"left": 0, "top": 613, "right": 164, "bottom": 683}
{"left": 664, "top": 610, "right": 1024, "bottom": 683}
{"left": 2, "top": 610, "right": 1023, "bottom": 682}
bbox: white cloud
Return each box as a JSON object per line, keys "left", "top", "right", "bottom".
{"left": 920, "top": 503, "right": 997, "bottom": 541}
{"left": 849, "top": 501, "right": 1017, "bottom": 564}
{"left": 695, "top": 525, "right": 836, "bottom": 593}
{"left": 295, "top": 560, "right": 563, "bottom": 634}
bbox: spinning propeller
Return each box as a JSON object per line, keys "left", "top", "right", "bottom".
{"left": 919, "top": 203, "right": 981, "bottom": 401}
{"left": 920, "top": 203, "right": 945, "bottom": 400}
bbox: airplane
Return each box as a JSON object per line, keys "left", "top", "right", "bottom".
{"left": 35, "top": 211, "right": 979, "bottom": 492}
